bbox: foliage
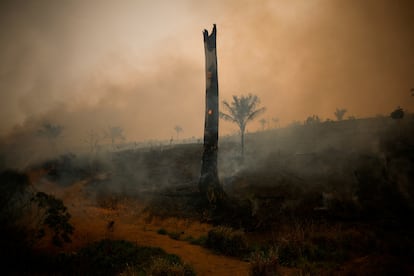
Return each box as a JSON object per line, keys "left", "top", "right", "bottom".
{"left": 146, "top": 257, "right": 195, "bottom": 276}
{"left": 0, "top": 170, "right": 30, "bottom": 223}
{"left": 188, "top": 235, "right": 207, "bottom": 246}
{"left": 84, "top": 130, "right": 103, "bottom": 155}
{"left": 259, "top": 118, "right": 267, "bottom": 130}
{"left": 390, "top": 106, "right": 404, "bottom": 120}
{"left": 174, "top": 125, "right": 183, "bottom": 140}
{"left": 304, "top": 115, "right": 321, "bottom": 125}
{"left": 105, "top": 126, "right": 125, "bottom": 149}
{"left": 206, "top": 226, "right": 250, "bottom": 257}
{"left": 334, "top": 108, "right": 347, "bottom": 121}
{"left": 76, "top": 239, "right": 188, "bottom": 275}
{"left": 272, "top": 117, "right": 279, "bottom": 128}
{"left": 168, "top": 231, "right": 183, "bottom": 240}
{"left": 37, "top": 122, "right": 63, "bottom": 139}
{"left": 249, "top": 247, "right": 279, "bottom": 276}
{"left": 31, "top": 192, "right": 74, "bottom": 247}
{"left": 157, "top": 228, "right": 168, "bottom": 235}
{"left": 220, "top": 94, "right": 266, "bottom": 157}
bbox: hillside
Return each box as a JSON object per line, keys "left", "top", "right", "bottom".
{"left": 1, "top": 115, "right": 414, "bottom": 275}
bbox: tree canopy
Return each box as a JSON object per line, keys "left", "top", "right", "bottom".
{"left": 220, "top": 94, "right": 265, "bottom": 158}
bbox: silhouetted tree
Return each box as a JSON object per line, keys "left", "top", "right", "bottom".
{"left": 390, "top": 106, "right": 404, "bottom": 120}
{"left": 174, "top": 125, "right": 183, "bottom": 140}
{"left": 305, "top": 115, "right": 320, "bottom": 125}
{"left": 104, "top": 126, "right": 125, "bottom": 150}
{"left": 84, "top": 130, "right": 102, "bottom": 155}
{"left": 0, "top": 170, "right": 74, "bottom": 250}
{"left": 199, "top": 25, "right": 224, "bottom": 206}
{"left": 220, "top": 94, "right": 266, "bottom": 158}
{"left": 38, "top": 122, "right": 63, "bottom": 153}
{"left": 259, "top": 118, "right": 267, "bottom": 131}
{"left": 272, "top": 117, "right": 279, "bottom": 128}
{"left": 334, "top": 108, "right": 347, "bottom": 121}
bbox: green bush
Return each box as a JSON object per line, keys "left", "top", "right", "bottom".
{"left": 249, "top": 247, "right": 279, "bottom": 276}
{"left": 157, "top": 228, "right": 167, "bottom": 235}
{"left": 168, "top": 231, "right": 182, "bottom": 240}
{"left": 31, "top": 192, "right": 74, "bottom": 247}
{"left": 206, "top": 226, "right": 249, "bottom": 257}
{"left": 146, "top": 257, "right": 195, "bottom": 276}
{"left": 188, "top": 235, "right": 207, "bottom": 246}
{"left": 75, "top": 239, "right": 185, "bottom": 275}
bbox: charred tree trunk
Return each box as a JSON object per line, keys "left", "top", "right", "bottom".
{"left": 199, "top": 25, "right": 225, "bottom": 205}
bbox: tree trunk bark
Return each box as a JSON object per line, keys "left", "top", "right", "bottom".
{"left": 199, "top": 25, "right": 225, "bottom": 205}
{"left": 241, "top": 128, "right": 245, "bottom": 161}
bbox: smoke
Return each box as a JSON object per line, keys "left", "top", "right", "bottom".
{"left": 1, "top": 0, "right": 413, "bottom": 153}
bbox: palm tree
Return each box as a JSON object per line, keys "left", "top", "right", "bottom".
{"left": 104, "top": 126, "right": 125, "bottom": 150}
{"left": 259, "top": 118, "right": 267, "bottom": 131}
{"left": 272, "top": 117, "right": 279, "bottom": 128}
{"left": 174, "top": 125, "right": 183, "bottom": 140}
{"left": 220, "top": 94, "right": 266, "bottom": 158}
{"left": 334, "top": 108, "right": 347, "bottom": 121}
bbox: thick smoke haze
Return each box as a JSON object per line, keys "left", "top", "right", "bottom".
{"left": 1, "top": 0, "right": 413, "bottom": 145}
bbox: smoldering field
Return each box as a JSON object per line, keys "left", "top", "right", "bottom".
{"left": 1, "top": 112, "right": 414, "bottom": 275}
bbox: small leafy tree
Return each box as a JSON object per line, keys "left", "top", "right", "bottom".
{"left": 334, "top": 108, "right": 347, "bottom": 121}
{"left": 31, "top": 192, "right": 74, "bottom": 247}
{"left": 305, "top": 115, "right": 321, "bottom": 125}
{"left": 220, "top": 94, "right": 266, "bottom": 158}
{"left": 38, "top": 122, "right": 63, "bottom": 153}
{"left": 104, "top": 126, "right": 125, "bottom": 150}
{"left": 272, "top": 117, "right": 279, "bottom": 128}
{"left": 84, "top": 130, "right": 102, "bottom": 155}
{"left": 259, "top": 118, "right": 267, "bottom": 131}
{"left": 0, "top": 170, "right": 74, "bottom": 249}
{"left": 174, "top": 125, "right": 183, "bottom": 140}
{"left": 390, "top": 106, "right": 404, "bottom": 120}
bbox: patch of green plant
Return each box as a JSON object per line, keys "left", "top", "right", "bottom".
{"left": 277, "top": 242, "right": 302, "bottom": 267}
{"left": 75, "top": 239, "right": 186, "bottom": 275}
{"left": 157, "top": 228, "right": 167, "bottom": 235}
{"left": 206, "top": 226, "right": 250, "bottom": 257}
{"left": 31, "top": 192, "right": 74, "bottom": 247}
{"left": 277, "top": 237, "right": 348, "bottom": 270}
{"left": 146, "top": 257, "right": 195, "bottom": 276}
{"left": 168, "top": 231, "right": 182, "bottom": 240}
{"left": 188, "top": 235, "right": 207, "bottom": 246}
{"left": 249, "top": 247, "right": 279, "bottom": 276}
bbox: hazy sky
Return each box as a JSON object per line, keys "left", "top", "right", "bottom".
{"left": 1, "top": 0, "right": 413, "bottom": 142}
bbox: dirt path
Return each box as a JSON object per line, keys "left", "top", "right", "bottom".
{"left": 33, "top": 177, "right": 251, "bottom": 275}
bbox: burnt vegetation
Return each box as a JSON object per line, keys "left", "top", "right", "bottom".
{"left": 0, "top": 113, "right": 414, "bottom": 275}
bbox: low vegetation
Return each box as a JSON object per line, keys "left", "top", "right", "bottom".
{"left": 206, "top": 226, "right": 250, "bottom": 257}
{"left": 1, "top": 114, "right": 414, "bottom": 274}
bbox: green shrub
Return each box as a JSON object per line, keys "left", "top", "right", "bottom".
{"left": 206, "top": 226, "right": 249, "bottom": 257}
{"left": 277, "top": 242, "right": 302, "bottom": 266}
{"left": 157, "top": 228, "right": 167, "bottom": 235}
{"left": 146, "top": 257, "right": 195, "bottom": 276}
{"left": 76, "top": 239, "right": 185, "bottom": 275}
{"left": 31, "top": 192, "right": 74, "bottom": 247}
{"left": 249, "top": 247, "right": 279, "bottom": 276}
{"left": 189, "top": 235, "right": 207, "bottom": 246}
{"left": 168, "top": 231, "right": 182, "bottom": 240}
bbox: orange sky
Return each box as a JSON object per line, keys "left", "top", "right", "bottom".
{"left": 1, "top": 0, "right": 413, "bottom": 143}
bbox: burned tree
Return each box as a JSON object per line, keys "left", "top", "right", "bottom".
{"left": 199, "top": 25, "right": 225, "bottom": 205}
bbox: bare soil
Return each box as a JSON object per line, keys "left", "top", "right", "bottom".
{"left": 32, "top": 174, "right": 251, "bottom": 276}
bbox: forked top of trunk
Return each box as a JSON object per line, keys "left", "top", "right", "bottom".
{"left": 203, "top": 24, "right": 216, "bottom": 51}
